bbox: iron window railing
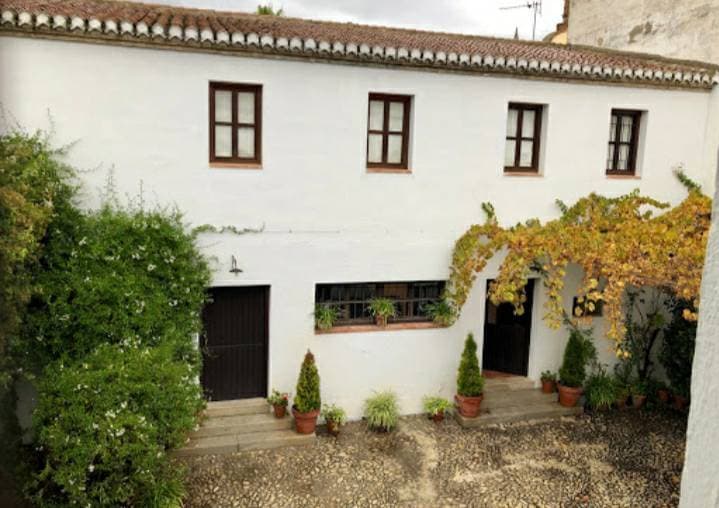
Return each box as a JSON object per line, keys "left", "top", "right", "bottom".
{"left": 315, "top": 281, "right": 445, "bottom": 326}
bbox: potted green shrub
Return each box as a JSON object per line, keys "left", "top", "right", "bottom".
{"left": 292, "top": 350, "right": 321, "bottom": 434}
{"left": 455, "top": 333, "right": 485, "bottom": 417}
{"left": 314, "top": 304, "right": 340, "bottom": 330}
{"left": 422, "top": 395, "right": 452, "bottom": 423}
{"left": 557, "top": 330, "right": 589, "bottom": 407}
{"left": 584, "top": 369, "right": 617, "bottom": 411}
{"left": 367, "top": 298, "right": 397, "bottom": 327}
{"left": 422, "top": 299, "right": 456, "bottom": 327}
{"left": 266, "top": 389, "right": 289, "bottom": 418}
{"left": 363, "top": 391, "right": 399, "bottom": 432}
{"left": 540, "top": 370, "right": 557, "bottom": 394}
{"left": 631, "top": 380, "right": 647, "bottom": 409}
{"left": 616, "top": 382, "right": 630, "bottom": 409}
{"left": 321, "top": 404, "right": 347, "bottom": 437}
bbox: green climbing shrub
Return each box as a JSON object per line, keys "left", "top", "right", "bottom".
{"left": 294, "top": 350, "right": 321, "bottom": 413}
{"left": 456, "top": 333, "right": 485, "bottom": 396}
{"left": 559, "top": 329, "right": 591, "bottom": 388}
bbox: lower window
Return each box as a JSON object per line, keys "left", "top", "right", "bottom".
{"left": 315, "top": 281, "right": 445, "bottom": 326}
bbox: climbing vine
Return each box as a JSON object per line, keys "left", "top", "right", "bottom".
{"left": 447, "top": 172, "right": 711, "bottom": 351}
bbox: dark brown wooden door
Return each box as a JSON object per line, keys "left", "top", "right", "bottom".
{"left": 482, "top": 279, "right": 534, "bottom": 376}
{"left": 201, "top": 286, "right": 269, "bottom": 401}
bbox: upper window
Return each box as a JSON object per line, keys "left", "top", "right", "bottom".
{"left": 315, "top": 281, "right": 444, "bottom": 326}
{"left": 366, "top": 93, "right": 411, "bottom": 170}
{"left": 505, "top": 103, "right": 543, "bottom": 172}
{"left": 607, "top": 109, "right": 641, "bottom": 175}
{"left": 209, "top": 82, "right": 262, "bottom": 164}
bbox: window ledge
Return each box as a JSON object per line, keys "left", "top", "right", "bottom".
{"left": 503, "top": 171, "right": 542, "bottom": 177}
{"left": 606, "top": 174, "right": 640, "bottom": 179}
{"left": 316, "top": 321, "right": 445, "bottom": 335}
{"left": 210, "top": 162, "right": 262, "bottom": 170}
{"left": 366, "top": 167, "right": 412, "bottom": 174}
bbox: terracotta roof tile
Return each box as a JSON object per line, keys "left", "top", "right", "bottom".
{"left": 1, "top": 0, "right": 716, "bottom": 88}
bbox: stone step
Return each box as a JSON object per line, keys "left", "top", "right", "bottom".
{"left": 456, "top": 403, "right": 582, "bottom": 428}
{"left": 204, "top": 398, "right": 268, "bottom": 417}
{"left": 482, "top": 390, "right": 557, "bottom": 410}
{"left": 484, "top": 377, "right": 536, "bottom": 391}
{"left": 192, "top": 412, "right": 292, "bottom": 438}
{"left": 175, "top": 429, "right": 315, "bottom": 457}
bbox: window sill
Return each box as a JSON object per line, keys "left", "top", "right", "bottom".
{"left": 366, "top": 167, "right": 412, "bottom": 174}
{"left": 315, "top": 321, "right": 445, "bottom": 335}
{"left": 606, "top": 174, "right": 640, "bottom": 179}
{"left": 503, "top": 170, "right": 542, "bottom": 177}
{"left": 210, "top": 162, "right": 263, "bottom": 170}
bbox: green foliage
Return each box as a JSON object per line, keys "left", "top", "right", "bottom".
{"left": 294, "top": 350, "right": 321, "bottom": 413}
{"left": 0, "top": 130, "right": 76, "bottom": 385}
{"left": 28, "top": 341, "right": 204, "bottom": 507}
{"left": 540, "top": 370, "right": 557, "bottom": 382}
{"left": 256, "top": 4, "right": 284, "bottom": 15}
{"left": 19, "top": 205, "right": 211, "bottom": 370}
{"left": 422, "top": 299, "right": 456, "bottom": 326}
{"left": 584, "top": 368, "right": 617, "bottom": 410}
{"left": 321, "top": 404, "right": 347, "bottom": 425}
{"left": 631, "top": 379, "right": 647, "bottom": 396}
{"left": 559, "top": 329, "right": 591, "bottom": 388}
{"left": 422, "top": 396, "right": 452, "bottom": 416}
{"left": 363, "top": 391, "right": 399, "bottom": 432}
{"left": 456, "top": 333, "right": 484, "bottom": 396}
{"left": 313, "top": 304, "right": 340, "bottom": 330}
{"left": 267, "top": 389, "right": 288, "bottom": 407}
{"left": 660, "top": 300, "right": 697, "bottom": 398}
{"left": 367, "top": 298, "right": 397, "bottom": 319}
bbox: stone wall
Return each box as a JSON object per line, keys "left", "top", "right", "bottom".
{"left": 568, "top": 0, "right": 719, "bottom": 65}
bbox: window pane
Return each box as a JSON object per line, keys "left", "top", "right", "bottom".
{"left": 237, "top": 127, "right": 255, "bottom": 158}
{"left": 506, "top": 108, "right": 518, "bottom": 137}
{"left": 609, "top": 115, "right": 618, "bottom": 142}
{"left": 607, "top": 144, "right": 615, "bottom": 170}
{"left": 617, "top": 144, "right": 630, "bottom": 170}
{"left": 214, "top": 125, "right": 232, "bottom": 157}
{"left": 519, "top": 140, "right": 534, "bottom": 167}
{"left": 369, "top": 101, "right": 384, "bottom": 130}
{"left": 214, "top": 90, "right": 232, "bottom": 123}
{"left": 367, "top": 133, "right": 383, "bottom": 163}
{"left": 620, "top": 116, "right": 634, "bottom": 142}
{"left": 505, "top": 140, "right": 517, "bottom": 167}
{"left": 387, "top": 134, "right": 403, "bottom": 164}
{"left": 521, "top": 109, "right": 536, "bottom": 138}
{"left": 238, "top": 92, "right": 255, "bottom": 124}
{"left": 389, "top": 102, "right": 404, "bottom": 131}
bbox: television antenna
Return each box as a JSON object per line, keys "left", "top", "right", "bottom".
{"left": 500, "top": 0, "right": 543, "bottom": 41}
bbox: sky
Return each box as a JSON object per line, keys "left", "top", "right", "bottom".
{"left": 136, "top": 0, "right": 565, "bottom": 41}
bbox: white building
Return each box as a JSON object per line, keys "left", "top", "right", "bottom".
{"left": 1, "top": 0, "right": 718, "bottom": 419}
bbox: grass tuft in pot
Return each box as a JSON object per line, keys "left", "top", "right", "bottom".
{"left": 422, "top": 395, "right": 452, "bottom": 422}
{"left": 367, "top": 298, "right": 397, "bottom": 327}
{"left": 314, "top": 304, "right": 341, "bottom": 330}
{"left": 321, "top": 403, "right": 347, "bottom": 436}
{"left": 422, "top": 299, "right": 456, "bottom": 327}
{"left": 584, "top": 367, "right": 617, "bottom": 411}
{"left": 364, "top": 391, "right": 399, "bottom": 432}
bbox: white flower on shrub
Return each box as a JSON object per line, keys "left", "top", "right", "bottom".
{"left": 78, "top": 236, "right": 87, "bottom": 246}
{"left": 88, "top": 464, "right": 94, "bottom": 472}
{"left": 147, "top": 263, "right": 156, "bottom": 272}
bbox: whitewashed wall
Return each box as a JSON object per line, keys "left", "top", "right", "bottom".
{"left": 0, "top": 36, "right": 715, "bottom": 418}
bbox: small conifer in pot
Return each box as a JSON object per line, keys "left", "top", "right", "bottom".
{"left": 455, "top": 333, "right": 485, "bottom": 418}
{"left": 292, "top": 350, "right": 321, "bottom": 434}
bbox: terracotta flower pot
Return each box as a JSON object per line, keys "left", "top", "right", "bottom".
{"left": 631, "top": 394, "right": 646, "bottom": 409}
{"left": 432, "top": 410, "right": 445, "bottom": 423}
{"left": 455, "top": 394, "right": 483, "bottom": 418}
{"left": 375, "top": 315, "right": 388, "bottom": 327}
{"left": 541, "top": 380, "right": 556, "bottom": 394}
{"left": 657, "top": 389, "right": 671, "bottom": 404}
{"left": 673, "top": 394, "right": 688, "bottom": 411}
{"left": 292, "top": 406, "right": 320, "bottom": 434}
{"left": 616, "top": 395, "right": 629, "bottom": 410}
{"left": 557, "top": 384, "right": 582, "bottom": 407}
{"left": 273, "top": 404, "right": 287, "bottom": 418}
{"left": 326, "top": 419, "right": 340, "bottom": 437}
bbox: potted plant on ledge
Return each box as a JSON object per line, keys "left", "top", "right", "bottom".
{"left": 292, "top": 350, "right": 321, "bottom": 434}
{"left": 367, "top": 297, "right": 397, "bottom": 327}
{"left": 455, "top": 333, "right": 485, "bottom": 418}
{"left": 540, "top": 371, "right": 557, "bottom": 394}
{"left": 321, "top": 404, "right": 347, "bottom": 437}
{"left": 422, "top": 395, "right": 452, "bottom": 423}
{"left": 631, "top": 380, "right": 647, "bottom": 409}
{"left": 267, "top": 389, "right": 289, "bottom": 418}
{"left": 422, "top": 299, "right": 456, "bottom": 327}
{"left": 557, "top": 330, "right": 589, "bottom": 407}
{"left": 314, "top": 303, "right": 340, "bottom": 331}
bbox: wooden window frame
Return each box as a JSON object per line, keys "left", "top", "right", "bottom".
{"left": 606, "top": 109, "right": 641, "bottom": 176}
{"left": 366, "top": 93, "right": 412, "bottom": 171}
{"left": 209, "top": 82, "right": 262, "bottom": 165}
{"left": 504, "top": 103, "right": 543, "bottom": 173}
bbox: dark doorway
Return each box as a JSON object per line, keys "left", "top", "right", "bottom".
{"left": 482, "top": 279, "right": 534, "bottom": 376}
{"left": 201, "top": 286, "right": 269, "bottom": 401}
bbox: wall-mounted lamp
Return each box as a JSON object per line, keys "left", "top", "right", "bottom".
{"left": 229, "top": 255, "right": 243, "bottom": 275}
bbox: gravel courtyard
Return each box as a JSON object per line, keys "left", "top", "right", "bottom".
{"left": 181, "top": 410, "right": 686, "bottom": 507}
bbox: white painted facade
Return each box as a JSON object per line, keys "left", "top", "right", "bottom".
{"left": 1, "top": 36, "right": 717, "bottom": 418}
